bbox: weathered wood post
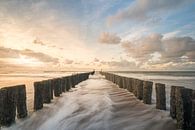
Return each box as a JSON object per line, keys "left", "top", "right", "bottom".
{"left": 176, "top": 87, "right": 192, "bottom": 130}
{"left": 53, "top": 78, "right": 61, "bottom": 97}
{"left": 127, "top": 78, "right": 133, "bottom": 92}
{"left": 59, "top": 78, "right": 62, "bottom": 94}
{"left": 0, "top": 87, "right": 17, "bottom": 126}
{"left": 65, "top": 77, "right": 70, "bottom": 91}
{"left": 16, "top": 85, "right": 28, "bottom": 118}
{"left": 143, "top": 81, "right": 153, "bottom": 104}
{"left": 132, "top": 79, "right": 138, "bottom": 97}
{"left": 119, "top": 77, "right": 123, "bottom": 88}
{"left": 50, "top": 79, "right": 54, "bottom": 99}
{"left": 155, "top": 83, "right": 166, "bottom": 110}
{"left": 122, "top": 77, "right": 127, "bottom": 89}
{"left": 170, "top": 86, "right": 178, "bottom": 118}
{"left": 61, "top": 77, "right": 66, "bottom": 92}
{"left": 71, "top": 76, "right": 75, "bottom": 88}
{"left": 34, "top": 81, "right": 44, "bottom": 110}
{"left": 136, "top": 79, "right": 144, "bottom": 100}
{"left": 42, "top": 80, "right": 51, "bottom": 103}
{"left": 191, "top": 99, "right": 195, "bottom": 130}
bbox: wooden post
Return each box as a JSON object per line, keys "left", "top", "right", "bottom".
{"left": 155, "top": 83, "right": 166, "bottom": 110}
{"left": 143, "top": 81, "right": 153, "bottom": 104}
{"left": 65, "top": 77, "right": 70, "bottom": 91}
{"left": 191, "top": 100, "right": 195, "bottom": 130}
{"left": 42, "top": 80, "right": 51, "bottom": 103}
{"left": 170, "top": 86, "right": 178, "bottom": 118}
{"left": 16, "top": 85, "right": 28, "bottom": 118}
{"left": 122, "top": 77, "right": 127, "bottom": 89}
{"left": 53, "top": 78, "right": 61, "bottom": 97}
{"left": 50, "top": 79, "right": 54, "bottom": 99}
{"left": 71, "top": 76, "right": 75, "bottom": 88}
{"left": 119, "top": 77, "right": 123, "bottom": 88}
{"left": 176, "top": 87, "right": 192, "bottom": 130}
{"left": 132, "top": 79, "right": 138, "bottom": 97}
{"left": 34, "top": 81, "right": 43, "bottom": 110}
{"left": 127, "top": 78, "right": 133, "bottom": 92}
{"left": 61, "top": 78, "right": 66, "bottom": 92}
{"left": 0, "top": 87, "right": 17, "bottom": 126}
{"left": 136, "top": 79, "right": 144, "bottom": 100}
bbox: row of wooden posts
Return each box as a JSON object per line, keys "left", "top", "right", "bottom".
{"left": 100, "top": 72, "right": 195, "bottom": 130}
{"left": 0, "top": 71, "right": 94, "bottom": 127}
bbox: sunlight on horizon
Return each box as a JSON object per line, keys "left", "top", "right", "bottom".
{"left": 0, "top": 0, "right": 195, "bottom": 72}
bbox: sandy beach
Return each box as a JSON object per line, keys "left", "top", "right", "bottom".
{"left": 3, "top": 74, "right": 176, "bottom": 130}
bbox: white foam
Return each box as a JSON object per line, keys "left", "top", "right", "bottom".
{"left": 3, "top": 74, "right": 176, "bottom": 130}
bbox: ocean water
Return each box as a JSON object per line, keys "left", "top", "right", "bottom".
{"left": 4, "top": 74, "right": 176, "bottom": 130}
{"left": 0, "top": 71, "right": 83, "bottom": 113}
{"left": 112, "top": 71, "right": 195, "bottom": 109}
{"left": 0, "top": 71, "right": 194, "bottom": 123}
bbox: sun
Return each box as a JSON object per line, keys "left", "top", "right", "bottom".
{"left": 13, "top": 55, "right": 43, "bottom": 67}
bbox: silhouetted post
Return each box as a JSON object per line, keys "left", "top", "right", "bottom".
{"left": 65, "top": 77, "right": 70, "bottom": 91}
{"left": 42, "top": 80, "right": 51, "bottom": 103}
{"left": 143, "top": 81, "right": 153, "bottom": 104}
{"left": 16, "top": 85, "right": 28, "bottom": 118}
{"left": 50, "top": 79, "right": 54, "bottom": 99}
{"left": 136, "top": 79, "right": 144, "bottom": 100}
{"left": 176, "top": 87, "right": 192, "bottom": 130}
{"left": 119, "top": 77, "right": 123, "bottom": 88}
{"left": 132, "top": 79, "right": 138, "bottom": 97}
{"left": 61, "top": 78, "right": 66, "bottom": 92}
{"left": 127, "top": 78, "right": 133, "bottom": 92}
{"left": 0, "top": 87, "right": 17, "bottom": 126}
{"left": 170, "top": 86, "right": 177, "bottom": 118}
{"left": 54, "top": 78, "right": 61, "bottom": 97}
{"left": 71, "top": 76, "right": 75, "bottom": 88}
{"left": 116, "top": 75, "right": 119, "bottom": 85}
{"left": 155, "top": 83, "right": 166, "bottom": 110}
{"left": 122, "top": 77, "right": 127, "bottom": 89}
{"left": 191, "top": 100, "right": 195, "bottom": 130}
{"left": 34, "top": 81, "right": 44, "bottom": 110}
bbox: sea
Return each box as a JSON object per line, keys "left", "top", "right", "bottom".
{"left": 0, "top": 71, "right": 82, "bottom": 113}
{"left": 0, "top": 71, "right": 195, "bottom": 113}
{"left": 112, "top": 71, "right": 195, "bottom": 109}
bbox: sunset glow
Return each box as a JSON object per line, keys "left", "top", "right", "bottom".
{"left": 0, "top": 0, "right": 195, "bottom": 72}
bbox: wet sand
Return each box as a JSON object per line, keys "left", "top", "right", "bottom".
{"left": 3, "top": 74, "right": 176, "bottom": 130}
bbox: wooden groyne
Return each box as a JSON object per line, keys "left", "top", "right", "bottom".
{"left": 100, "top": 72, "right": 195, "bottom": 130}
{"left": 0, "top": 71, "right": 94, "bottom": 127}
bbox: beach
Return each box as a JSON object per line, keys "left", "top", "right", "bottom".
{"left": 2, "top": 73, "right": 176, "bottom": 130}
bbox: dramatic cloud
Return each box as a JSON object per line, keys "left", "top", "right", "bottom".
{"left": 98, "top": 32, "right": 121, "bottom": 44}
{"left": 122, "top": 33, "right": 163, "bottom": 60}
{"left": 121, "top": 33, "right": 195, "bottom": 69}
{"left": 94, "top": 58, "right": 99, "bottom": 62}
{"left": 0, "top": 46, "right": 59, "bottom": 63}
{"left": 108, "top": 0, "right": 192, "bottom": 24}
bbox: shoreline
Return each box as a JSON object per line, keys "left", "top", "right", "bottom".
{"left": 2, "top": 74, "right": 177, "bottom": 130}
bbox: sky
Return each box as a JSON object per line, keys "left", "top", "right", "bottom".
{"left": 0, "top": 0, "right": 195, "bottom": 72}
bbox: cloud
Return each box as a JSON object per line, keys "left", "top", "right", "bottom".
{"left": 64, "top": 59, "right": 73, "bottom": 64}
{"left": 108, "top": 0, "right": 192, "bottom": 24}
{"left": 20, "top": 49, "right": 59, "bottom": 63}
{"left": 0, "top": 47, "right": 20, "bottom": 58}
{"left": 33, "top": 38, "right": 45, "bottom": 45}
{"left": 122, "top": 33, "right": 163, "bottom": 60}
{"left": 121, "top": 33, "right": 195, "bottom": 69}
{"left": 98, "top": 32, "right": 121, "bottom": 44}
{"left": 100, "top": 59, "right": 138, "bottom": 70}
{"left": 94, "top": 58, "right": 99, "bottom": 62}
{"left": 0, "top": 46, "right": 59, "bottom": 63}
